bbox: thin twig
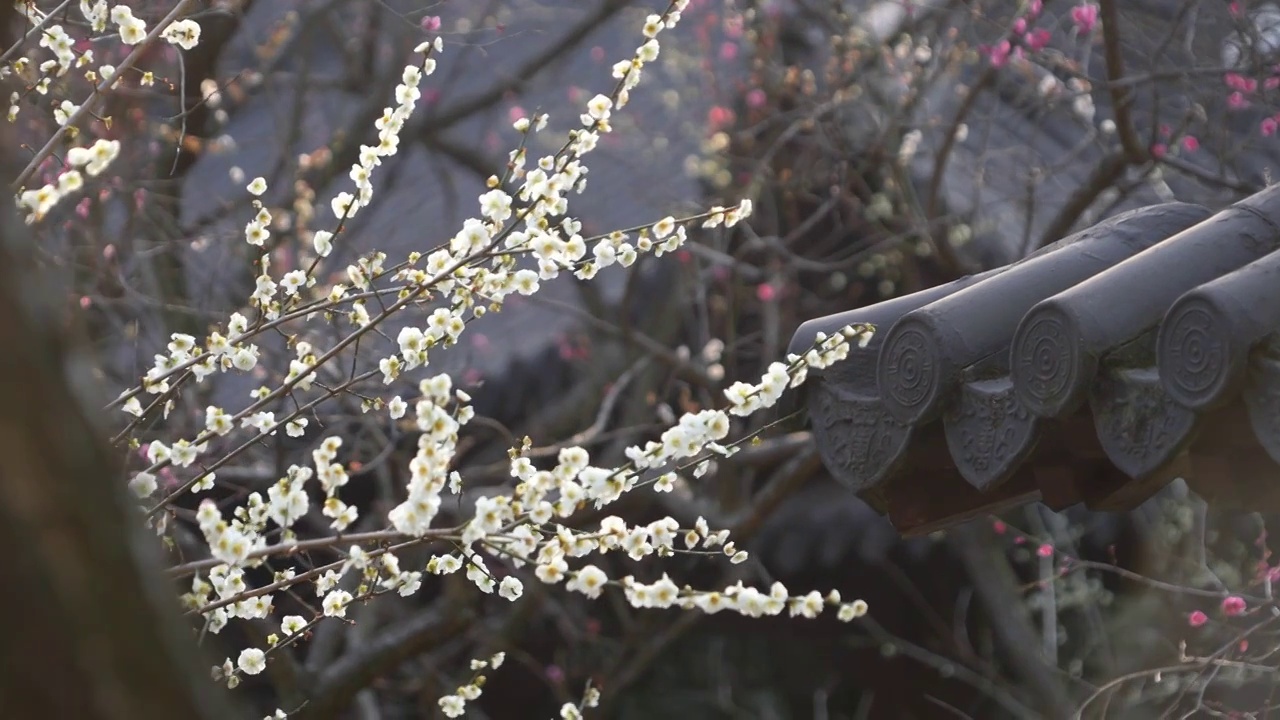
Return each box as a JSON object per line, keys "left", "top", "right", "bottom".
{"left": 415, "top": 0, "right": 629, "bottom": 138}
{"left": 167, "top": 527, "right": 458, "bottom": 579}
{"left": 925, "top": 66, "right": 996, "bottom": 223}
{"left": 297, "top": 603, "right": 477, "bottom": 720}
{"left": 12, "top": 0, "right": 199, "bottom": 191}
{"left": 1098, "top": 0, "right": 1147, "bottom": 166}
{"left": 1065, "top": 558, "right": 1266, "bottom": 603}
{"left": 849, "top": 617, "right": 1045, "bottom": 719}
{"left": 525, "top": 294, "right": 716, "bottom": 388}
{"left": 1033, "top": 150, "right": 1128, "bottom": 251}
{"left": 950, "top": 522, "right": 1075, "bottom": 718}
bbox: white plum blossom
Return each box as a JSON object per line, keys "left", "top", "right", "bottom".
{"left": 322, "top": 590, "right": 353, "bottom": 618}
{"left": 64, "top": 138, "right": 120, "bottom": 177}
{"left": 110, "top": 5, "right": 146, "bottom": 45}
{"left": 237, "top": 648, "right": 266, "bottom": 676}
{"left": 280, "top": 615, "right": 307, "bottom": 636}
{"left": 313, "top": 230, "right": 334, "bottom": 257}
{"left": 128, "top": 471, "right": 157, "bottom": 498}
{"left": 478, "top": 188, "right": 513, "bottom": 221}
{"left": 566, "top": 565, "right": 608, "bottom": 599}
{"left": 499, "top": 576, "right": 524, "bottom": 601}
{"left": 285, "top": 419, "right": 307, "bottom": 437}
{"left": 388, "top": 396, "right": 407, "bottom": 419}
{"left": 280, "top": 271, "right": 306, "bottom": 296}
{"left": 161, "top": 19, "right": 201, "bottom": 50}
{"left": 838, "top": 600, "right": 869, "bottom": 622}
{"left": 331, "top": 192, "right": 359, "bottom": 220}
{"left": 439, "top": 696, "right": 466, "bottom": 718}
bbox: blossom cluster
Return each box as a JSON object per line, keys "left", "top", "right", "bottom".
{"left": 979, "top": 2, "right": 1100, "bottom": 69}
{"left": 981, "top": 0, "right": 1050, "bottom": 69}
{"left": 1188, "top": 595, "right": 1250, "bottom": 628}
{"left": 437, "top": 652, "right": 508, "bottom": 718}
{"left": 243, "top": 41, "right": 440, "bottom": 323}
{"left": 725, "top": 325, "right": 873, "bottom": 416}
{"left": 387, "top": 374, "right": 468, "bottom": 536}
{"left": 8, "top": 3, "right": 204, "bottom": 222}
{"left": 978, "top": 1, "right": 1280, "bottom": 143}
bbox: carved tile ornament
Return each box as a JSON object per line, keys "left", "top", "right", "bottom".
{"left": 945, "top": 379, "right": 1037, "bottom": 491}
{"left": 809, "top": 381, "right": 909, "bottom": 492}
{"left": 1090, "top": 367, "right": 1196, "bottom": 479}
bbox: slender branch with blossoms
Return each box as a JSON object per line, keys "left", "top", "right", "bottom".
{"left": 6, "top": 2, "right": 877, "bottom": 716}
{"left": 12, "top": 0, "right": 201, "bottom": 212}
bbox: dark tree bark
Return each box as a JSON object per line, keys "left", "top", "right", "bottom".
{"left": 0, "top": 7, "right": 242, "bottom": 717}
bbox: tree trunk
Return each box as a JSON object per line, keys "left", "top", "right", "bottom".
{"left": 0, "top": 7, "right": 241, "bottom": 716}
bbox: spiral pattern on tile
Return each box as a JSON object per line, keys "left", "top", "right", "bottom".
{"left": 1158, "top": 298, "right": 1230, "bottom": 410}
{"left": 877, "top": 321, "right": 943, "bottom": 424}
{"left": 1012, "top": 307, "right": 1082, "bottom": 417}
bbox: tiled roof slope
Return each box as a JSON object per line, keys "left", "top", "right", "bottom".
{"left": 791, "top": 184, "right": 1280, "bottom": 535}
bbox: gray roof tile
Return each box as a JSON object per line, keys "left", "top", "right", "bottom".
{"left": 795, "top": 184, "right": 1280, "bottom": 533}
